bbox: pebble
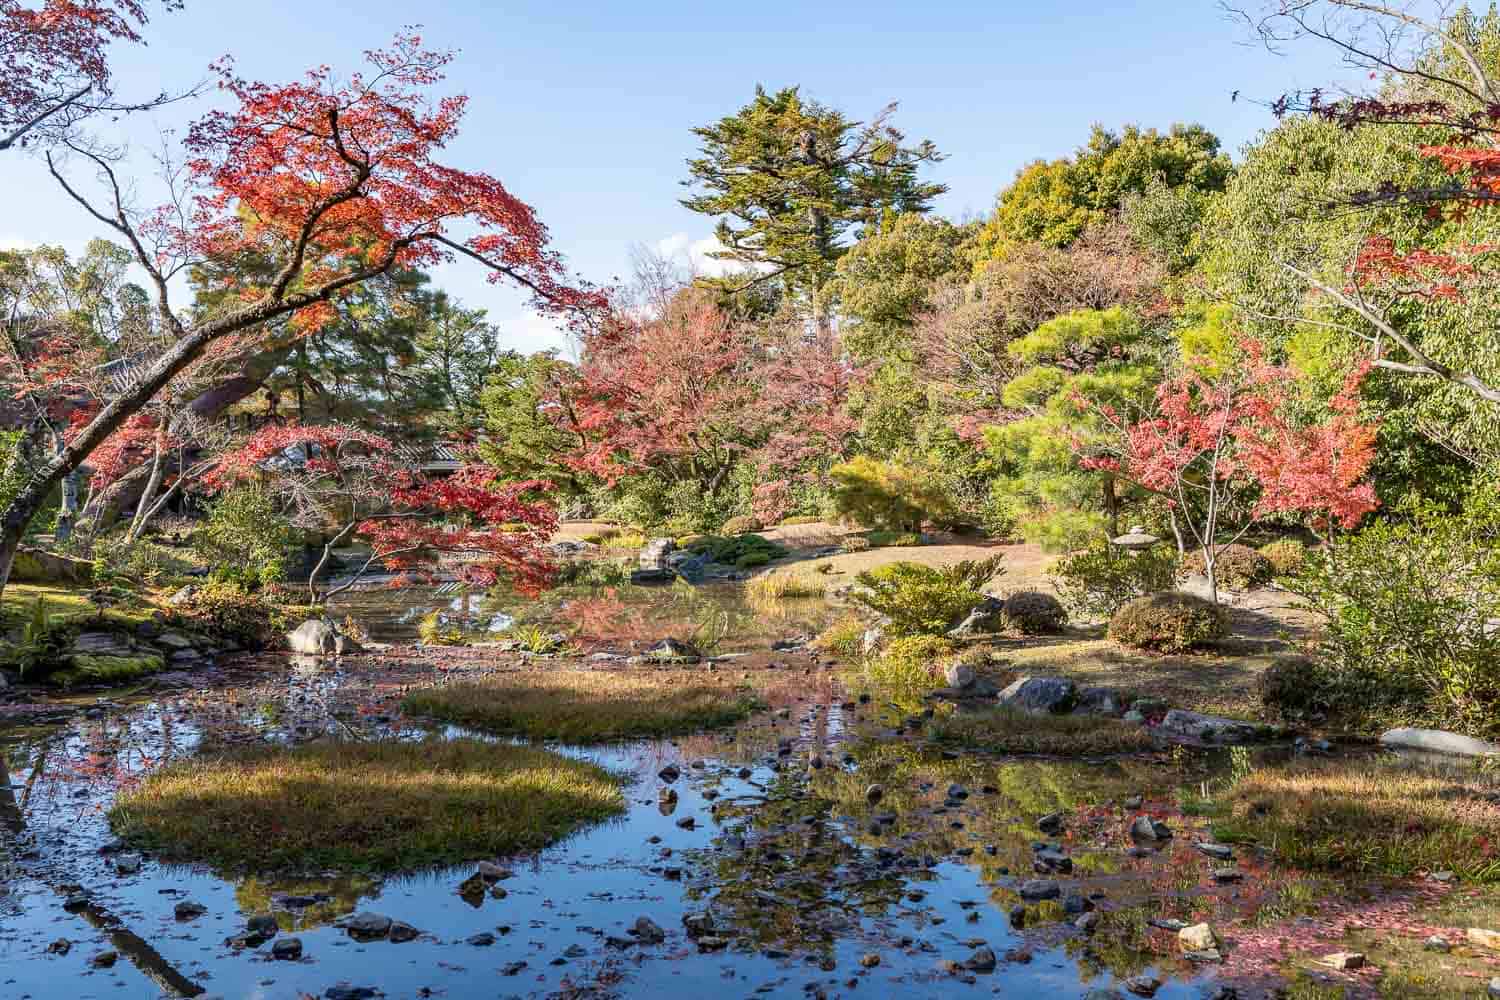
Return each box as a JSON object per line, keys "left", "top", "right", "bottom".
{"left": 1321, "top": 951, "right": 1364, "bottom": 970}
{"left": 658, "top": 764, "right": 681, "bottom": 782}
{"left": 633, "top": 916, "right": 666, "bottom": 944}
{"left": 466, "top": 932, "right": 496, "bottom": 946}
{"left": 89, "top": 950, "right": 118, "bottom": 968}
{"left": 1125, "top": 975, "right": 1160, "bottom": 996}
{"left": 865, "top": 783, "right": 884, "bottom": 804}
{"left": 271, "top": 937, "right": 303, "bottom": 960}
{"left": 1018, "top": 880, "right": 1059, "bottom": 901}
{"left": 45, "top": 939, "right": 70, "bottom": 955}
{"left": 1178, "top": 923, "right": 1217, "bottom": 951}
{"left": 388, "top": 921, "right": 420, "bottom": 943}
{"left": 859, "top": 952, "right": 880, "bottom": 968}
{"left": 963, "top": 945, "right": 996, "bottom": 972}
{"left": 1423, "top": 935, "right": 1451, "bottom": 952}
{"left": 174, "top": 900, "right": 207, "bottom": 920}
{"left": 1037, "top": 812, "right": 1064, "bottom": 835}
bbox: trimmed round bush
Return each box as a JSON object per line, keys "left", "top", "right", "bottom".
{"left": 1258, "top": 538, "right": 1307, "bottom": 577}
{"left": 1179, "top": 544, "right": 1272, "bottom": 591}
{"left": 999, "top": 590, "right": 1067, "bottom": 635}
{"left": 722, "top": 515, "right": 763, "bottom": 535}
{"left": 1256, "top": 656, "right": 1330, "bottom": 717}
{"left": 1108, "top": 592, "right": 1227, "bottom": 653}
{"left": 840, "top": 536, "right": 872, "bottom": 553}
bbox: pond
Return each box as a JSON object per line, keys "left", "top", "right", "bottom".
{"left": 0, "top": 579, "right": 1470, "bottom": 999}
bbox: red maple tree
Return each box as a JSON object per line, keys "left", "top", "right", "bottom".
{"left": 1080, "top": 341, "right": 1380, "bottom": 602}
{"left": 0, "top": 33, "right": 600, "bottom": 597}
{"left": 204, "top": 423, "right": 556, "bottom": 602}
{"left": 0, "top": 0, "right": 185, "bottom": 152}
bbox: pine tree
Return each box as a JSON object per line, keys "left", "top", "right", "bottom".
{"left": 681, "top": 86, "right": 945, "bottom": 329}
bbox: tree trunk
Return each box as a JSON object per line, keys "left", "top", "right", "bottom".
{"left": 126, "top": 430, "right": 167, "bottom": 544}
{"left": 1102, "top": 473, "right": 1120, "bottom": 540}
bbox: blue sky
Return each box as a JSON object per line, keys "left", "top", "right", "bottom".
{"left": 1, "top": 1, "right": 1353, "bottom": 353}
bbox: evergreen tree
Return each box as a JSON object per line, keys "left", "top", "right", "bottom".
{"left": 682, "top": 86, "right": 945, "bottom": 329}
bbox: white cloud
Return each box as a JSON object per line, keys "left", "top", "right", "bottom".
{"left": 500, "top": 309, "right": 574, "bottom": 358}
{"left": 652, "top": 232, "right": 743, "bottom": 278}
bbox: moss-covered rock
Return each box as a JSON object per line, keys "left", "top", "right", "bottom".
{"left": 11, "top": 547, "right": 94, "bottom": 585}
{"left": 51, "top": 652, "right": 166, "bottom": 688}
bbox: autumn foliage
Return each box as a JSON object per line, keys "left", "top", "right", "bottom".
{"left": 205, "top": 423, "right": 556, "bottom": 597}
{"left": 1081, "top": 341, "right": 1380, "bottom": 536}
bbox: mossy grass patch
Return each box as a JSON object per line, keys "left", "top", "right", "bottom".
{"left": 1219, "top": 756, "right": 1500, "bottom": 881}
{"left": 402, "top": 669, "right": 765, "bottom": 742}
{"left": 107, "top": 738, "right": 625, "bottom": 872}
{"left": 930, "top": 707, "right": 1156, "bottom": 755}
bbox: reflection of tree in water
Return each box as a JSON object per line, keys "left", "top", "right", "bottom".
{"left": 684, "top": 736, "right": 1206, "bottom": 983}
{"left": 234, "top": 873, "right": 381, "bottom": 931}
{"left": 683, "top": 767, "right": 910, "bottom": 961}
{"left": 0, "top": 722, "right": 206, "bottom": 996}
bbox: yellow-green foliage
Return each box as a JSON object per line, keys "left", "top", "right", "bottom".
{"left": 418, "top": 610, "right": 466, "bottom": 646}
{"left": 840, "top": 536, "right": 872, "bottom": 553}
{"left": 864, "top": 530, "right": 923, "bottom": 548}
{"left": 862, "top": 634, "right": 954, "bottom": 702}
{"left": 603, "top": 532, "right": 648, "bottom": 550}
{"left": 721, "top": 515, "right": 762, "bottom": 535}
{"left": 1009, "top": 306, "right": 1140, "bottom": 365}
{"left": 402, "top": 670, "right": 765, "bottom": 742}
{"left": 813, "top": 614, "right": 867, "bottom": 658}
{"left": 1258, "top": 538, "right": 1307, "bottom": 577}
{"left": 581, "top": 528, "right": 620, "bottom": 545}
{"left": 852, "top": 557, "right": 1004, "bottom": 637}
{"left": 830, "top": 455, "right": 954, "bottom": 532}
{"left": 109, "top": 739, "right": 626, "bottom": 871}
{"left": 745, "top": 573, "right": 826, "bottom": 602}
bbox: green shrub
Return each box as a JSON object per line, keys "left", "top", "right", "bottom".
{"left": 684, "top": 533, "right": 786, "bottom": 566}
{"left": 1259, "top": 538, "right": 1307, "bottom": 577}
{"left": 1256, "top": 656, "right": 1332, "bottom": 719}
{"left": 1180, "top": 543, "right": 1272, "bottom": 591}
{"left": 1108, "top": 592, "right": 1227, "bottom": 653}
{"left": 830, "top": 455, "right": 955, "bottom": 531}
{"left": 778, "top": 515, "right": 821, "bottom": 526}
{"left": 813, "top": 615, "right": 867, "bottom": 658}
{"left": 95, "top": 535, "right": 195, "bottom": 587}
{"left": 1284, "top": 488, "right": 1500, "bottom": 738}
{"left": 721, "top": 515, "right": 762, "bottom": 535}
{"left": 999, "top": 590, "right": 1067, "bottom": 635}
{"left": 851, "top": 556, "right": 1004, "bottom": 637}
{"left": 173, "top": 582, "right": 285, "bottom": 647}
{"left": 192, "top": 484, "right": 292, "bottom": 589}
{"left": 863, "top": 634, "right": 954, "bottom": 701}
{"left": 1050, "top": 542, "right": 1178, "bottom": 618}
{"left": 840, "top": 536, "right": 872, "bottom": 553}
{"left": 865, "top": 531, "right": 923, "bottom": 548}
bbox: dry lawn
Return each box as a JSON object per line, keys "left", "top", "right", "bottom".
{"left": 109, "top": 739, "right": 625, "bottom": 871}
{"left": 402, "top": 668, "right": 766, "bottom": 741}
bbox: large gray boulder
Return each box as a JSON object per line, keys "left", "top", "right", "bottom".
{"left": 286, "top": 619, "right": 338, "bottom": 656}
{"left": 1157, "top": 709, "right": 1270, "bottom": 745}
{"left": 1381, "top": 727, "right": 1500, "bottom": 758}
{"left": 998, "top": 676, "right": 1078, "bottom": 714}
{"left": 946, "top": 596, "right": 1004, "bottom": 638}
